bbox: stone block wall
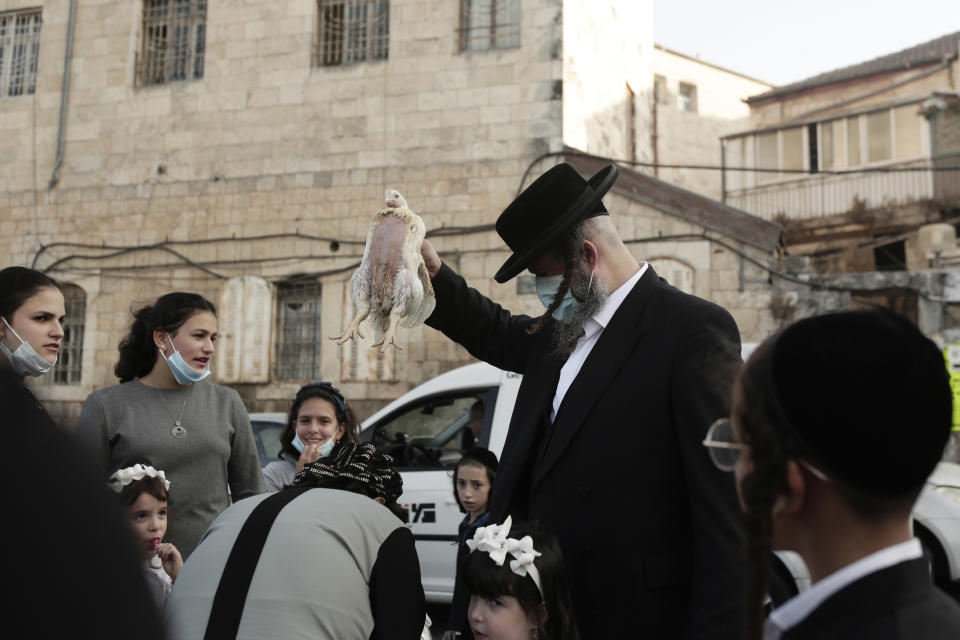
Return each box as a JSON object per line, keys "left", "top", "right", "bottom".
{"left": 747, "top": 64, "right": 959, "bottom": 128}
{"left": 1, "top": 0, "right": 564, "bottom": 201}
{"left": 4, "top": 0, "right": 781, "bottom": 426}
{"left": 561, "top": 0, "right": 653, "bottom": 161}
{"left": 650, "top": 46, "right": 772, "bottom": 200}
{"left": 3, "top": 0, "right": 567, "bottom": 424}
{"left": 608, "top": 192, "right": 777, "bottom": 342}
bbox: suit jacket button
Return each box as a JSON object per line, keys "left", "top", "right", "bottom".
{"left": 578, "top": 485, "right": 590, "bottom": 497}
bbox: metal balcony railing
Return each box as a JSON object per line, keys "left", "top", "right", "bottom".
{"left": 724, "top": 156, "right": 960, "bottom": 221}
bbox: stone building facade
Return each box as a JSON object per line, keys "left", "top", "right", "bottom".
{"left": 0, "top": 0, "right": 780, "bottom": 423}
{"left": 722, "top": 32, "right": 960, "bottom": 273}
{"left": 650, "top": 45, "right": 772, "bottom": 200}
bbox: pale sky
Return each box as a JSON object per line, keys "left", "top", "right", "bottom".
{"left": 655, "top": 0, "right": 960, "bottom": 87}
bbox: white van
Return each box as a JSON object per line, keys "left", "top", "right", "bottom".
{"left": 359, "top": 362, "right": 960, "bottom": 604}
{"left": 360, "top": 363, "right": 519, "bottom": 602}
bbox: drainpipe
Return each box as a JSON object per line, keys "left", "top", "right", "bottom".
{"left": 651, "top": 88, "right": 659, "bottom": 177}
{"left": 720, "top": 139, "right": 727, "bottom": 204}
{"left": 48, "top": 0, "right": 77, "bottom": 189}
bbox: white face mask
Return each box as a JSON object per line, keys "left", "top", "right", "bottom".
{"left": 1, "top": 317, "right": 56, "bottom": 377}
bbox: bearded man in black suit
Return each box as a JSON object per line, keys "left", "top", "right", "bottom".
{"left": 421, "top": 163, "right": 745, "bottom": 639}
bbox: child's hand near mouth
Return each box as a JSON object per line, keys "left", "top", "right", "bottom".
{"left": 157, "top": 542, "right": 183, "bottom": 582}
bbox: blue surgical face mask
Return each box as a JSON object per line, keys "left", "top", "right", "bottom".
{"left": 1, "top": 317, "right": 55, "bottom": 377}
{"left": 291, "top": 434, "right": 305, "bottom": 452}
{"left": 291, "top": 433, "right": 336, "bottom": 457}
{"left": 535, "top": 271, "right": 594, "bottom": 323}
{"left": 160, "top": 333, "right": 211, "bottom": 385}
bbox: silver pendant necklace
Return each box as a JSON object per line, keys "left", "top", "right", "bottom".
{"left": 154, "top": 383, "right": 194, "bottom": 439}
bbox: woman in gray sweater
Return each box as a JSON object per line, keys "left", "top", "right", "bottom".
{"left": 76, "top": 292, "right": 264, "bottom": 558}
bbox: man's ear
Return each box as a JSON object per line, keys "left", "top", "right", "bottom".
{"left": 582, "top": 239, "right": 599, "bottom": 271}
{"left": 772, "top": 459, "right": 806, "bottom": 519}
{"left": 373, "top": 496, "right": 385, "bottom": 505}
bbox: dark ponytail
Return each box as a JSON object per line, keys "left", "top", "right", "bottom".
{"left": 115, "top": 292, "right": 217, "bottom": 382}
{"left": 735, "top": 341, "right": 801, "bottom": 640}
{"left": 0, "top": 267, "right": 61, "bottom": 320}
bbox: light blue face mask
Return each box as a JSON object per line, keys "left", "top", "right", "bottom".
{"left": 1, "top": 317, "right": 55, "bottom": 377}
{"left": 291, "top": 433, "right": 336, "bottom": 457}
{"left": 535, "top": 275, "right": 579, "bottom": 322}
{"left": 160, "top": 333, "right": 211, "bottom": 385}
{"left": 534, "top": 271, "right": 594, "bottom": 323}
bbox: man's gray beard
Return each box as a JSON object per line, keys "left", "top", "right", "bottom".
{"left": 550, "top": 268, "right": 609, "bottom": 359}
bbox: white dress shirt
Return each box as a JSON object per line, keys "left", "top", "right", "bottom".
{"left": 551, "top": 262, "right": 648, "bottom": 421}
{"left": 763, "top": 538, "right": 923, "bottom": 640}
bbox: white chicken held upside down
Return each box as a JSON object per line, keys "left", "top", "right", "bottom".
{"left": 332, "top": 189, "right": 436, "bottom": 352}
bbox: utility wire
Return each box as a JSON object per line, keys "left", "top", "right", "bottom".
{"left": 34, "top": 150, "right": 956, "bottom": 299}
{"left": 517, "top": 149, "right": 960, "bottom": 196}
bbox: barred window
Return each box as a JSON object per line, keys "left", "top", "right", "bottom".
{"left": 459, "top": 0, "right": 521, "bottom": 51}
{"left": 276, "top": 281, "right": 322, "bottom": 381}
{"left": 136, "top": 0, "right": 207, "bottom": 86}
{"left": 314, "top": 0, "right": 389, "bottom": 67}
{"left": 40, "top": 284, "right": 85, "bottom": 386}
{"left": 0, "top": 9, "right": 42, "bottom": 98}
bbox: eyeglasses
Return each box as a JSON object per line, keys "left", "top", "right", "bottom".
{"left": 702, "top": 417, "right": 831, "bottom": 482}
{"left": 702, "top": 418, "right": 749, "bottom": 472}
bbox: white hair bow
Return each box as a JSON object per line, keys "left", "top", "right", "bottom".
{"left": 107, "top": 464, "right": 170, "bottom": 493}
{"left": 466, "top": 515, "right": 542, "bottom": 595}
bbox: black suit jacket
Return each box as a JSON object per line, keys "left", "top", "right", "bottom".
{"left": 778, "top": 557, "right": 960, "bottom": 639}
{"left": 1, "top": 366, "right": 164, "bottom": 638}
{"left": 427, "top": 264, "right": 745, "bottom": 639}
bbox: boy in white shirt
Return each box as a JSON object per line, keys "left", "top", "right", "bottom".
{"left": 705, "top": 310, "right": 960, "bottom": 640}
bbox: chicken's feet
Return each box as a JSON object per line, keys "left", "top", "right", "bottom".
{"left": 332, "top": 312, "right": 367, "bottom": 345}
{"left": 371, "top": 312, "right": 404, "bottom": 353}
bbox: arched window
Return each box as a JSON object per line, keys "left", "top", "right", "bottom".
{"left": 276, "top": 280, "right": 323, "bottom": 380}
{"left": 42, "top": 283, "right": 85, "bottom": 385}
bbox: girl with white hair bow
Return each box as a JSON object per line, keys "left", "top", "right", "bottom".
{"left": 461, "top": 517, "right": 580, "bottom": 640}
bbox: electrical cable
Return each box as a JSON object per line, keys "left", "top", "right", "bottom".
{"left": 622, "top": 231, "right": 948, "bottom": 301}
{"left": 516, "top": 149, "right": 960, "bottom": 196}
{"left": 32, "top": 149, "right": 956, "bottom": 301}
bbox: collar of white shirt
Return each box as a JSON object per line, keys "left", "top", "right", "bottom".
{"left": 763, "top": 538, "right": 923, "bottom": 640}
{"left": 586, "top": 261, "right": 649, "bottom": 335}
{"left": 550, "top": 262, "right": 648, "bottom": 421}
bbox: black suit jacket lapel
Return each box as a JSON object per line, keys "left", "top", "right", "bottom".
{"left": 781, "top": 558, "right": 931, "bottom": 640}
{"left": 488, "top": 328, "right": 563, "bottom": 520}
{"left": 533, "top": 266, "right": 660, "bottom": 486}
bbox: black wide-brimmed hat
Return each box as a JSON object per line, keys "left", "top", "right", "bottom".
{"left": 768, "top": 310, "right": 951, "bottom": 496}
{"left": 493, "top": 163, "right": 618, "bottom": 283}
